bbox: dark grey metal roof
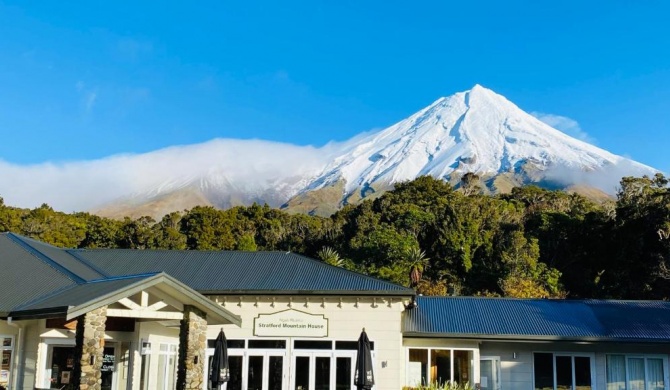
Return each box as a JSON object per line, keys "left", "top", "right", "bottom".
{"left": 6, "top": 233, "right": 106, "bottom": 282}
{"left": 70, "top": 249, "right": 414, "bottom": 296}
{"left": 0, "top": 234, "right": 77, "bottom": 315}
{"left": 10, "top": 273, "right": 156, "bottom": 317}
{"left": 404, "top": 296, "right": 670, "bottom": 342}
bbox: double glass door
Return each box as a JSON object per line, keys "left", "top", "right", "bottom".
{"left": 207, "top": 350, "right": 286, "bottom": 390}
{"left": 292, "top": 352, "right": 356, "bottom": 390}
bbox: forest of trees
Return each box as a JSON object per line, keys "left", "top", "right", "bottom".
{"left": 2, "top": 174, "right": 669, "bottom": 300}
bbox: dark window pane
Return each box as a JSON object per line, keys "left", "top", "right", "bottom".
{"left": 248, "top": 340, "right": 286, "bottom": 349}
{"left": 295, "top": 356, "right": 310, "bottom": 390}
{"left": 556, "top": 356, "right": 573, "bottom": 390}
{"left": 207, "top": 339, "right": 245, "bottom": 349}
{"left": 295, "top": 340, "right": 333, "bottom": 350}
{"left": 228, "top": 356, "right": 243, "bottom": 390}
{"left": 248, "top": 356, "right": 264, "bottom": 390}
{"left": 336, "top": 357, "right": 352, "bottom": 390}
{"left": 335, "top": 341, "right": 374, "bottom": 351}
{"left": 431, "top": 349, "right": 451, "bottom": 384}
{"left": 534, "top": 353, "right": 554, "bottom": 390}
{"left": 575, "top": 357, "right": 592, "bottom": 390}
{"left": 269, "top": 356, "right": 284, "bottom": 390}
{"left": 315, "top": 357, "right": 331, "bottom": 390}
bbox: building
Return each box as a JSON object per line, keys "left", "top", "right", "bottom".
{"left": 1, "top": 232, "right": 669, "bottom": 390}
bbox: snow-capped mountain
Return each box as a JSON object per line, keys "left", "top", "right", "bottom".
{"left": 0, "top": 85, "right": 658, "bottom": 219}
{"left": 300, "top": 85, "right": 656, "bottom": 204}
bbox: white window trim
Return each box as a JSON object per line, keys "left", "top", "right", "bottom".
{"left": 605, "top": 353, "right": 670, "bottom": 390}
{"left": 405, "top": 346, "right": 479, "bottom": 387}
{"left": 1, "top": 335, "right": 15, "bottom": 390}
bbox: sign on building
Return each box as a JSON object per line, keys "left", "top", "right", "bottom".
{"left": 254, "top": 309, "right": 328, "bottom": 337}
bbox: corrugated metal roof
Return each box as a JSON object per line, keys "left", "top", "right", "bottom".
{"left": 70, "top": 249, "right": 414, "bottom": 295}
{"left": 12, "top": 274, "right": 155, "bottom": 313}
{"left": 7, "top": 233, "right": 105, "bottom": 281}
{"left": 404, "top": 296, "right": 670, "bottom": 342}
{"left": 0, "top": 234, "right": 77, "bottom": 314}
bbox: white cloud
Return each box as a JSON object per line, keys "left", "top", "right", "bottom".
{"left": 0, "top": 139, "right": 335, "bottom": 212}
{"left": 531, "top": 112, "right": 596, "bottom": 144}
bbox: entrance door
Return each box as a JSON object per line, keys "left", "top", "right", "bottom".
{"left": 205, "top": 351, "right": 286, "bottom": 390}
{"left": 101, "top": 346, "right": 116, "bottom": 390}
{"left": 292, "top": 352, "right": 331, "bottom": 390}
{"left": 292, "top": 352, "right": 356, "bottom": 390}
{"left": 247, "top": 352, "right": 286, "bottom": 390}
{"left": 480, "top": 357, "right": 501, "bottom": 390}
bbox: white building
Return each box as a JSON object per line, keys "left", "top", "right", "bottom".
{"left": 1, "top": 232, "right": 669, "bottom": 390}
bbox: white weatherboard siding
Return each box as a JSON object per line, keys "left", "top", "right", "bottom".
{"left": 480, "top": 341, "right": 670, "bottom": 390}
{"left": 208, "top": 295, "right": 409, "bottom": 390}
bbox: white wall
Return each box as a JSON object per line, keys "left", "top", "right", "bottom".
{"left": 480, "top": 341, "right": 670, "bottom": 390}
{"left": 207, "top": 295, "right": 409, "bottom": 390}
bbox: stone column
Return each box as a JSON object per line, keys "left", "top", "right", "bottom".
{"left": 177, "top": 305, "right": 208, "bottom": 390}
{"left": 72, "top": 306, "right": 108, "bottom": 390}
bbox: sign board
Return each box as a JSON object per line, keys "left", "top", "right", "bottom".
{"left": 254, "top": 309, "right": 328, "bottom": 337}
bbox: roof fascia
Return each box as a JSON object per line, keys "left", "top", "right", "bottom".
{"left": 65, "top": 274, "right": 241, "bottom": 327}
{"left": 401, "top": 333, "right": 670, "bottom": 344}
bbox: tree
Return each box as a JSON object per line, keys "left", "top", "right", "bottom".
{"left": 406, "top": 247, "right": 429, "bottom": 288}
{"left": 317, "top": 246, "right": 343, "bottom": 267}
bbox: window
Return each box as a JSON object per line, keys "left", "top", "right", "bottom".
{"left": 533, "top": 353, "right": 593, "bottom": 390}
{"left": 157, "top": 343, "right": 178, "bottom": 390}
{"left": 1, "top": 336, "right": 13, "bottom": 389}
{"left": 407, "top": 348, "right": 474, "bottom": 387}
{"left": 607, "top": 355, "right": 667, "bottom": 390}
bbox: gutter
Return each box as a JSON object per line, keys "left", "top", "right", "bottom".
{"left": 7, "top": 317, "right": 25, "bottom": 390}
{"left": 401, "top": 332, "right": 670, "bottom": 344}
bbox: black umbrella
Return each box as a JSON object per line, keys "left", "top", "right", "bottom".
{"left": 354, "top": 328, "right": 375, "bottom": 390}
{"left": 209, "top": 329, "right": 230, "bottom": 389}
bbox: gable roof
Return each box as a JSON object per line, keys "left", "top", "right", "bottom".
{"left": 9, "top": 272, "right": 241, "bottom": 325}
{"left": 404, "top": 296, "right": 670, "bottom": 343}
{"left": 69, "top": 248, "right": 414, "bottom": 296}
{"left": 0, "top": 234, "right": 78, "bottom": 315}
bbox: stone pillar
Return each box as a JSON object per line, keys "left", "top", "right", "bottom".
{"left": 177, "top": 305, "right": 208, "bottom": 390}
{"left": 72, "top": 306, "right": 108, "bottom": 390}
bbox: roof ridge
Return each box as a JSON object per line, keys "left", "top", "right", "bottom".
{"left": 6, "top": 233, "right": 86, "bottom": 284}
{"left": 66, "top": 249, "right": 111, "bottom": 278}
{"left": 86, "top": 272, "right": 161, "bottom": 283}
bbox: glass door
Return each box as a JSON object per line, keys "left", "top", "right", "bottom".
{"left": 292, "top": 352, "right": 333, "bottom": 390}
{"left": 205, "top": 350, "right": 286, "bottom": 390}
{"left": 247, "top": 351, "right": 286, "bottom": 390}
{"left": 101, "top": 346, "right": 116, "bottom": 390}
{"left": 293, "top": 351, "right": 356, "bottom": 390}
{"left": 480, "top": 357, "right": 500, "bottom": 390}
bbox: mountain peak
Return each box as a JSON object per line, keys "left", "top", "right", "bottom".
{"left": 88, "top": 86, "right": 658, "bottom": 219}
{"left": 308, "top": 85, "right": 657, "bottom": 199}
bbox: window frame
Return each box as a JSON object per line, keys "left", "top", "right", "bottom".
{"left": 605, "top": 354, "right": 670, "bottom": 390}
{"left": 532, "top": 351, "right": 596, "bottom": 390}
{"left": 405, "top": 347, "right": 478, "bottom": 387}
{"left": 1, "top": 335, "right": 14, "bottom": 390}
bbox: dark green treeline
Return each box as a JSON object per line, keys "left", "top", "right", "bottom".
{"left": 1, "top": 174, "right": 669, "bottom": 300}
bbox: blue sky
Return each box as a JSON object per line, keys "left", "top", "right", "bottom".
{"left": 1, "top": 1, "right": 669, "bottom": 172}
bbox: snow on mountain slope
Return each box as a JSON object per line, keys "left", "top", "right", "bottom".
{"left": 304, "top": 85, "right": 656, "bottom": 198}
{"left": 0, "top": 84, "right": 659, "bottom": 218}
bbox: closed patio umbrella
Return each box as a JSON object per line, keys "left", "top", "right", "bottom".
{"left": 209, "top": 329, "right": 230, "bottom": 389}
{"left": 354, "top": 328, "right": 375, "bottom": 390}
